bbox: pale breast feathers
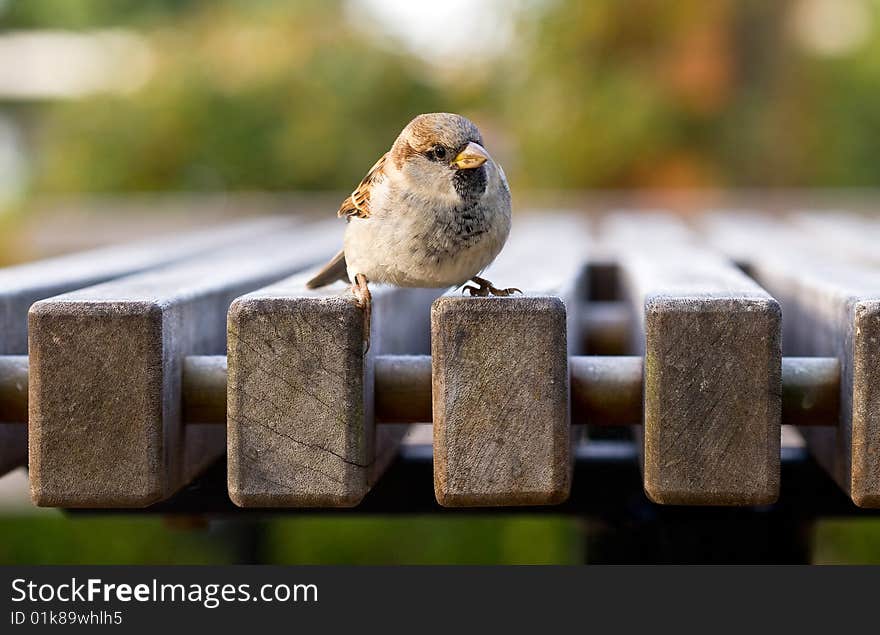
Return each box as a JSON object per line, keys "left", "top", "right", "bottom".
{"left": 337, "top": 153, "right": 388, "bottom": 220}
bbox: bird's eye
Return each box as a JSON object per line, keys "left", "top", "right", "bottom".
{"left": 432, "top": 145, "right": 447, "bottom": 160}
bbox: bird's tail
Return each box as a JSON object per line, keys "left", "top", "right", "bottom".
{"left": 306, "top": 249, "right": 350, "bottom": 289}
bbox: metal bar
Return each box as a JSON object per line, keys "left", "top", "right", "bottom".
{"left": 0, "top": 355, "right": 27, "bottom": 422}
{"left": 581, "top": 301, "right": 631, "bottom": 355}
{"left": 374, "top": 354, "right": 432, "bottom": 423}
{"left": 182, "top": 355, "right": 227, "bottom": 424}
{"left": 0, "top": 355, "right": 28, "bottom": 475}
{"left": 0, "top": 354, "right": 842, "bottom": 428}
{"left": 570, "top": 356, "right": 643, "bottom": 426}
{"left": 375, "top": 355, "right": 837, "bottom": 429}
{"left": 781, "top": 357, "right": 840, "bottom": 428}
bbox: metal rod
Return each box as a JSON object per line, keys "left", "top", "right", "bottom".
{"left": 0, "top": 354, "right": 841, "bottom": 427}
{"left": 581, "top": 302, "right": 632, "bottom": 355}
{"left": 374, "top": 354, "right": 432, "bottom": 423}
{"left": 374, "top": 355, "right": 840, "bottom": 428}
{"left": 570, "top": 356, "right": 643, "bottom": 426}
{"left": 0, "top": 356, "right": 27, "bottom": 423}
{"left": 781, "top": 357, "right": 839, "bottom": 427}
{"left": 182, "top": 355, "right": 227, "bottom": 424}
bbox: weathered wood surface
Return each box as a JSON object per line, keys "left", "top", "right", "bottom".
{"left": 227, "top": 274, "right": 439, "bottom": 507}
{"left": 604, "top": 213, "right": 781, "bottom": 506}
{"left": 0, "top": 217, "right": 295, "bottom": 476}
{"left": 599, "top": 211, "right": 699, "bottom": 248}
{"left": 1, "top": 217, "right": 295, "bottom": 355}
{"left": 703, "top": 212, "right": 880, "bottom": 507}
{"left": 432, "top": 214, "right": 588, "bottom": 507}
{"left": 790, "top": 212, "right": 880, "bottom": 267}
{"left": 29, "top": 222, "right": 338, "bottom": 508}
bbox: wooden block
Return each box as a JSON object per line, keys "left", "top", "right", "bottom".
{"left": 606, "top": 214, "right": 781, "bottom": 505}
{"left": 227, "top": 277, "right": 439, "bottom": 507}
{"left": 0, "top": 217, "right": 294, "bottom": 476}
{"left": 28, "top": 223, "right": 338, "bottom": 508}
{"left": 432, "top": 215, "right": 589, "bottom": 507}
{"left": 703, "top": 213, "right": 880, "bottom": 506}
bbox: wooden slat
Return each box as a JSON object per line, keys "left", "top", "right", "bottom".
{"left": 227, "top": 275, "right": 439, "bottom": 508}
{"left": 599, "top": 211, "right": 698, "bottom": 248}
{"left": 432, "top": 214, "right": 588, "bottom": 507}
{"left": 703, "top": 212, "right": 880, "bottom": 507}
{"left": 0, "top": 217, "right": 295, "bottom": 475}
{"left": 789, "top": 211, "right": 880, "bottom": 267}
{"left": 28, "top": 222, "right": 338, "bottom": 508}
{"left": 1, "top": 217, "right": 295, "bottom": 355}
{"left": 604, "top": 212, "right": 781, "bottom": 506}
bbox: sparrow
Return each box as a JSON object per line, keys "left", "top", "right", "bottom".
{"left": 306, "top": 112, "right": 517, "bottom": 342}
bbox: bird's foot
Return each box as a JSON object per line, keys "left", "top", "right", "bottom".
{"left": 463, "top": 276, "right": 522, "bottom": 297}
{"left": 352, "top": 273, "right": 372, "bottom": 353}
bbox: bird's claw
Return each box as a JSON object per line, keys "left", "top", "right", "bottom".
{"left": 463, "top": 277, "right": 523, "bottom": 297}
{"left": 488, "top": 286, "right": 522, "bottom": 297}
{"left": 352, "top": 273, "right": 372, "bottom": 354}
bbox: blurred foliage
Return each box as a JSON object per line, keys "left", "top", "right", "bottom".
{"left": 4, "top": 0, "right": 880, "bottom": 193}
{"left": 813, "top": 519, "right": 880, "bottom": 564}
{"left": 501, "top": 0, "right": 880, "bottom": 188}
{"left": 5, "top": 514, "right": 880, "bottom": 564}
{"left": 0, "top": 516, "right": 238, "bottom": 564}
{"left": 6, "top": 0, "right": 446, "bottom": 192}
{"left": 0, "top": 0, "right": 198, "bottom": 29}
{"left": 267, "top": 516, "right": 580, "bottom": 564}
{"left": 0, "top": 515, "right": 581, "bottom": 565}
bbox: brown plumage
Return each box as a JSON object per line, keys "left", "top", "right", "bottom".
{"left": 337, "top": 153, "right": 387, "bottom": 220}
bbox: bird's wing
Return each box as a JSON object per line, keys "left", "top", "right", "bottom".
{"left": 337, "top": 152, "right": 388, "bottom": 220}
{"left": 306, "top": 249, "right": 349, "bottom": 289}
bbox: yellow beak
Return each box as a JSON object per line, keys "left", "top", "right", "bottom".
{"left": 451, "top": 142, "right": 489, "bottom": 170}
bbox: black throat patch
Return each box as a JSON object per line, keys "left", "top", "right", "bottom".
{"left": 453, "top": 166, "right": 488, "bottom": 205}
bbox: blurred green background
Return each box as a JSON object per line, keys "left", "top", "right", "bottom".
{"left": 1, "top": 0, "right": 880, "bottom": 564}
{"left": 4, "top": 0, "right": 880, "bottom": 199}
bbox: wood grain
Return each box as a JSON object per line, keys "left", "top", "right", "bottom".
{"left": 605, "top": 213, "right": 781, "bottom": 505}
{"left": 432, "top": 215, "right": 588, "bottom": 507}
{"left": 28, "top": 223, "right": 337, "bottom": 507}
{"left": 0, "top": 217, "right": 294, "bottom": 478}
{"left": 227, "top": 275, "right": 439, "bottom": 507}
{"left": 703, "top": 212, "right": 880, "bottom": 507}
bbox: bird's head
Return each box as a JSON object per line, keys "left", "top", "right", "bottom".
{"left": 389, "top": 113, "right": 492, "bottom": 206}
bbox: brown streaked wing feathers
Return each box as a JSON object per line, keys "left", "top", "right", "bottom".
{"left": 337, "top": 152, "right": 387, "bottom": 220}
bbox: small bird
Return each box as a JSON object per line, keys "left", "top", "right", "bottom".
{"left": 307, "top": 112, "right": 518, "bottom": 341}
